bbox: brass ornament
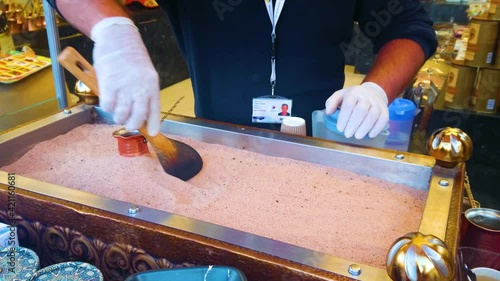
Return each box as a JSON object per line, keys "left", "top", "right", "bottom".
{"left": 426, "top": 127, "right": 473, "bottom": 168}
{"left": 386, "top": 232, "right": 455, "bottom": 281}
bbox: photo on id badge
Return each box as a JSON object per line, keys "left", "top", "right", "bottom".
{"left": 252, "top": 96, "right": 293, "bottom": 123}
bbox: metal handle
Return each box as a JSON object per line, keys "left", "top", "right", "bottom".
{"left": 43, "top": 0, "right": 68, "bottom": 109}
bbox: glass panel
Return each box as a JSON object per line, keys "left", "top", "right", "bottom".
{"left": 0, "top": 0, "right": 78, "bottom": 134}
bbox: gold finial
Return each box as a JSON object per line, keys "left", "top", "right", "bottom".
{"left": 426, "top": 127, "right": 473, "bottom": 168}
{"left": 386, "top": 232, "right": 455, "bottom": 281}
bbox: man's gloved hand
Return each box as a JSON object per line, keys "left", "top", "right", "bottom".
{"left": 91, "top": 17, "right": 160, "bottom": 136}
{"left": 325, "top": 82, "right": 389, "bottom": 139}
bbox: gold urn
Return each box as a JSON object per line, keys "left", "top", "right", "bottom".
{"left": 74, "top": 80, "right": 99, "bottom": 105}
{"left": 426, "top": 127, "right": 473, "bottom": 168}
{"left": 386, "top": 232, "right": 455, "bottom": 281}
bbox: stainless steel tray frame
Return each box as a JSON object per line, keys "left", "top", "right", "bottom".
{"left": 0, "top": 104, "right": 464, "bottom": 280}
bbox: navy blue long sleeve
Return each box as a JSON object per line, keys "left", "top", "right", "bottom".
{"left": 354, "top": 0, "right": 437, "bottom": 59}
{"left": 46, "top": 0, "right": 437, "bottom": 134}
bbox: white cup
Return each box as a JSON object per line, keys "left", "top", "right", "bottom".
{"left": 280, "top": 117, "right": 306, "bottom": 136}
{"left": 472, "top": 267, "right": 500, "bottom": 281}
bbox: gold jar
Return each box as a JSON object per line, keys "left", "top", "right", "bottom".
{"left": 494, "top": 38, "right": 500, "bottom": 68}
{"left": 472, "top": 67, "right": 500, "bottom": 113}
{"left": 465, "top": 18, "right": 499, "bottom": 67}
{"left": 445, "top": 62, "right": 478, "bottom": 110}
{"left": 489, "top": 0, "right": 500, "bottom": 20}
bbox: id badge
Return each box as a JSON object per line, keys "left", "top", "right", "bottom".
{"left": 252, "top": 95, "right": 293, "bottom": 123}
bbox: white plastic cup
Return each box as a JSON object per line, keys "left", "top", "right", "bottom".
{"left": 280, "top": 117, "right": 306, "bottom": 136}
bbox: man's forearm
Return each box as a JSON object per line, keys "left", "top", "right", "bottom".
{"left": 363, "top": 39, "right": 428, "bottom": 103}
{"left": 56, "top": 0, "right": 129, "bottom": 37}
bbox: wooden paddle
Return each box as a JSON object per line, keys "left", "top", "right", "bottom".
{"left": 58, "top": 47, "right": 203, "bottom": 181}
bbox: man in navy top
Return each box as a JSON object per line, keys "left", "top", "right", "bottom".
{"left": 48, "top": 0, "right": 437, "bottom": 139}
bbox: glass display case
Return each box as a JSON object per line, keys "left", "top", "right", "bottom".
{"left": 416, "top": 1, "right": 500, "bottom": 210}
{"left": 0, "top": 0, "right": 189, "bottom": 133}
{"left": 0, "top": 0, "right": 76, "bottom": 132}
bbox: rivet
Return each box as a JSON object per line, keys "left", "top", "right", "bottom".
{"left": 63, "top": 109, "right": 72, "bottom": 114}
{"left": 240, "top": 128, "right": 246, "bottom": 131}
{"left": 348, "top": 264, "right": 362, "bottom": 276}
{"left": 438, "top": 179, "right": 449, "bottom": 187}
{"left": 395, "top": 154, "right": 405, "bottom": 160}
{"left": 128, "top": 206, "right": 140, "bottom": 215}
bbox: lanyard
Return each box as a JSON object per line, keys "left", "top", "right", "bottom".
{"left": 264, "top": 0, "right": 285, "bottom": 95}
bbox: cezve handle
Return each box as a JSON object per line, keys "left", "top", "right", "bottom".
{"left": 58, "top": 47, "right": 100, "bottom": 95}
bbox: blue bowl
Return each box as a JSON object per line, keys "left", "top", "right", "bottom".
{"left": 31, "top": 261, "right": 103, "bottom": 281}
{"left": 124, "top": 266, "right": 247, "bottom": 281}
{"left": 0, "top": 246, "right": 40, "bottom": 280}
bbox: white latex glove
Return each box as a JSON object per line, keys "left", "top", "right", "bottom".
{"left": 91, "top": 17, "right": 160, "bottom": 136}
{"left": 325, "top": 82, "right": 389, "bottom": 139}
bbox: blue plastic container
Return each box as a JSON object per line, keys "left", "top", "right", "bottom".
{"left": 322, "top": 110, "right": 389, "bottom": 148}
{"left": 124, "top": 266, "right": 247, "bottom": 281}
{"left": 386, "top": 98, "right": 417, "bottom": 151}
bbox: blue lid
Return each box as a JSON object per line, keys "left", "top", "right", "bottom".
{"left": 323, "top": 110, "right": 376, "bottom": 140}
{"left": 388, "top": 98, "right": 416, "bottom": 121}
{"left": 323, "top": 110, "right": 342, "bottom": 134}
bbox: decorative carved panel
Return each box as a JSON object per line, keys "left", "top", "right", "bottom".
{"left": 0, "top": 211, "right": 194, "bottom": 281}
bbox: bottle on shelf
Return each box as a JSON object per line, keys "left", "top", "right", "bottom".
{"left": 0, "top": 0, "right": 50, "bottom": 35}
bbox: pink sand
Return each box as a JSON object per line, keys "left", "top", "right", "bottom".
{"left": 2, "top": 124, "right": 427, "bottom": 268}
